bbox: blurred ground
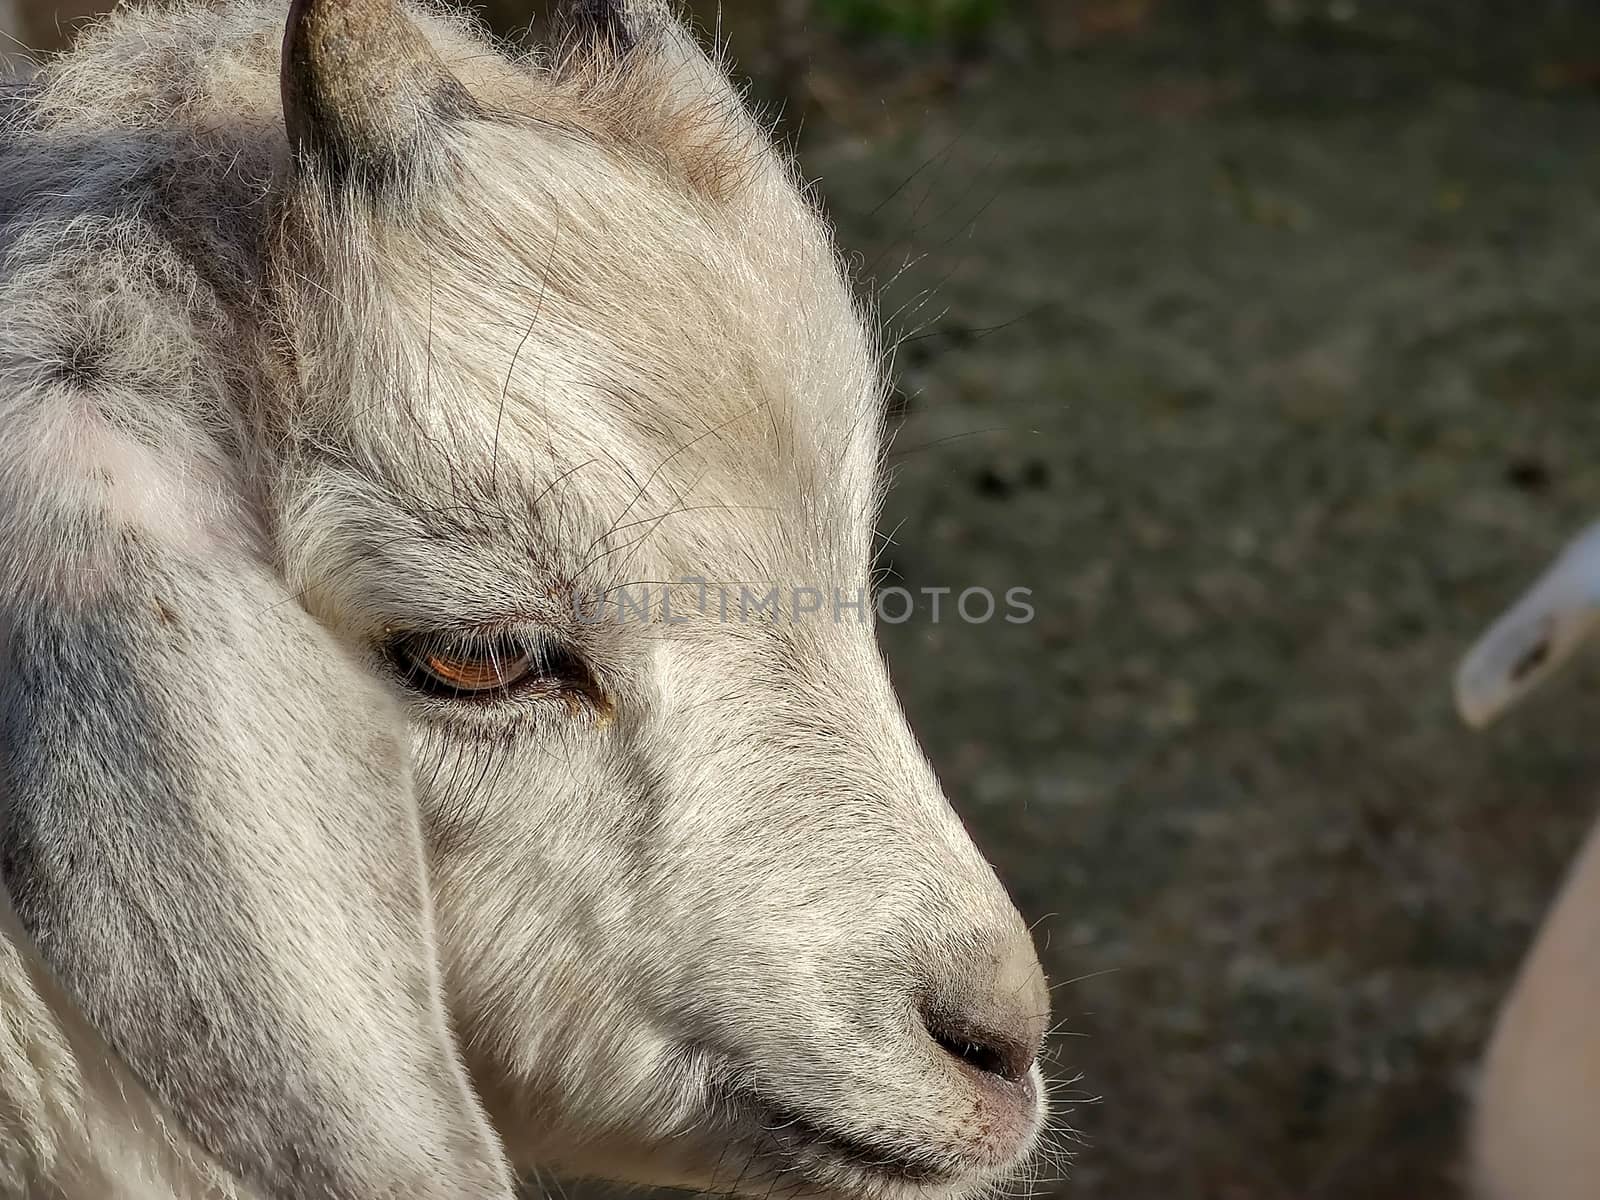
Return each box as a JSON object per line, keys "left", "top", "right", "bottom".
{"left": 10, "top": 2, "right": 1600, "bottom": 1198}
{"left": 719, "top": 7, "right": 1600, "bottom": 1197}
{"left": 800, "top": 18, "right": 1600, "bottom": 1200}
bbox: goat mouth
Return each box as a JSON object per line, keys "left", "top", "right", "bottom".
{"left": 759, "top": 1108, "right": 963, "bottom": 1188}
{"left": 686, "top": 1054, "right": 1041, "bottom": 1200}
{"left": 712, "top": 1088, "right": 974, "bottom": 1199}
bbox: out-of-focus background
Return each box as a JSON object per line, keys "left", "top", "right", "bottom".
{"left": 12, "top": 1, "right": 1600, "bottom": 1197}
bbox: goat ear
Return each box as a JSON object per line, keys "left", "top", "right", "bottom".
{"left": 281, "top": 0, "right": 477, "bottom": 188}
{"left": 0, "top": 432, "right": 514, "bottom": 1197}
{"left": 1455, "top": 520, "right": 1600, "bottom": 729}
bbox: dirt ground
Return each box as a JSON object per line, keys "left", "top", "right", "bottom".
{"left": 788, "top": 28, "right": 1600, "bottom": 1200}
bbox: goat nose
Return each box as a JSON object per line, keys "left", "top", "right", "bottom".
{"left": 918, "top": 929, "right": 1048, "bottom": 1085}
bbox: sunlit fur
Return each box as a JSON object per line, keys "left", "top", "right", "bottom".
{"left": 0, "top": 3, "right": 1050, "bottom": 1197}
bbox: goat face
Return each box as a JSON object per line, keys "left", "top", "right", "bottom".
{"left": 76, "top": 0, "right": 1045, "bottom": 1195}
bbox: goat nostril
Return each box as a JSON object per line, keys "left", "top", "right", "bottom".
{"left": 920, "top": 1006, "right": 1035, "bottom": 1084}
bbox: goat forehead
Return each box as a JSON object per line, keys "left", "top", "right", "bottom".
{"left": 417, "top": 124, "right": 883, "bottom": 439}
{"left": 339, "top": 132, "right": 886, "bottom": 580}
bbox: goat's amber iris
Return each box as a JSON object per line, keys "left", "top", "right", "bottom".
{"left": 416, "top": 644, "right": 536, "bottom": 693}
{"left": 387, "top": 631, "right": 608, "bottom": 715}
{"left": 386, "top": 632, "right": 542, "bottom": 698}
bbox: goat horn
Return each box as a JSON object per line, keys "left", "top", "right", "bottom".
{"left": 282, "top": 0, "right": 476, "bottom": 183}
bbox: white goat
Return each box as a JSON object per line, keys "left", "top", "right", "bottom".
{"left": 1456, "top": 519, "right": 1600, "bottom": 1200}
{"left": 0, "top": 2, "right": 1051, "bottom": 1197}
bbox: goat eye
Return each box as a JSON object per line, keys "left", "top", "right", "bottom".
{"left": 387, "top": 632, "right": 593, "bottom": 703}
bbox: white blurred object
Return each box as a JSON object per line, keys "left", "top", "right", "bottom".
{"left": 1472, "top": 817, "right": 1600, "bottom": 1200}
{"left": 1454, "top": 519, "right": 1600, "bottom": 728}
{"left": 1461, "top": 517, "right": 1600, "bottom": 1200}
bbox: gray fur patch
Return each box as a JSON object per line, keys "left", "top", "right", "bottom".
{"left": 0, "top": 540, "right": 352, "bottom": 1196}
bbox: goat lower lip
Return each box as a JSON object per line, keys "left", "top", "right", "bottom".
{"left": 758, "top": 1106, "right": 961, "bottom": 1187}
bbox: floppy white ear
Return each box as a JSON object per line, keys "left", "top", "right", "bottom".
{"left": 0, "top": 483, "right": 516, "bottom": 1197}
{"left": 0, "top": 459, "right": 516, "bottom": 1197}
{"left": 1455, "top": 519, "right": 1600, "bottom": 728}
{"left": 0, "top": 391, "right": 514, "bottom": 1198}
